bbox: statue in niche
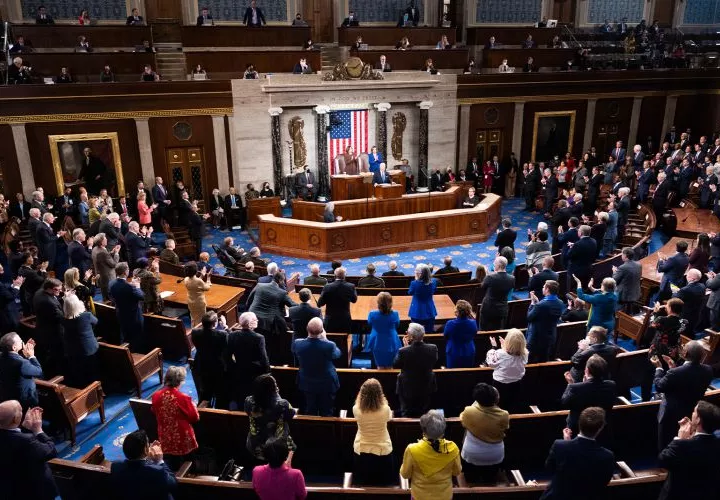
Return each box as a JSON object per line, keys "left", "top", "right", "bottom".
{"left": 391, "top": 112, "right": 406, "bottom": 160}
{"left": 288, "top": 116, "right": 307, "bottom": 168}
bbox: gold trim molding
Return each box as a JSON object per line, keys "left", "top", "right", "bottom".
{"left": 0, "top": 108, "right": 234, "bottom": 125}
{"left": 458, "top": 89, "right": 720, "bottom": 105}
{"left": 531, "top": 111, "right": 576, "bottom": 163}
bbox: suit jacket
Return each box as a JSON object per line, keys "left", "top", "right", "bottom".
{"left": 658, "top": 252, "right": 689, "bottom": 290}
{"left": 125, "top": 232, "right": 149, "bottom": 268}
{"left": 35, "top": 223, "right": 57, "bottom": 265}
{"left": 540, "top": 437, "right": 614, "bottom": 500}
{"left": 294, "top": 171, "right": 316, "bottom": 196}
{"left": 109, "top": 279, "right": 145, "bottom": 346}
{"left": 706, "top": 273, "right": 720, "bottom": 309}
{"left": 98, "top": 219, "right": 121, "bottom": 248}
{"left": 196, "top": 14, "right": 214, "bottom": 26}
{"left": 152, "top": 184, "right": 169, "bottom": 205}
{"left": 374, "top": 61, "right": 392, "bottom": 72}
{"left": 631, "top": 150, "right": 645, "bottom": 169}
{"left": 557, "top": 228, "right": 579, "bottom": 262}
{"left": 357, "top": 275, "right": 385, "bottom": 288}
{"left": 570, "top": 343, "right": 619, "bottom": 382}
{"left": 612, "top": 260, "right": 642, "bottom": 303}
{"left": 561, "top": 378, "right": 617, "bottom": 430}
{"left": 0, "top": 283, "right": 21, "bottom": 333}
{"left": 243, "top": 6, "right": 265, "bottom": 25}
{"left": 294, "top": 337, "right": 341, "bottom": 392}
{"left": 33, "top": 290, "right": 64, "bottom": 353}
{"left": 567, "top": 236, "right": 597, "bottom": 276}
{"left": 317, "top": 280, "right": 357, "bottom": 333}
{"left": 188, "top": 211, "right": 204, "bottom": 240}
{"left": 9, "top": 200, "right": 31, "bottom": 220}
{"left": 191, "top": 327, "right": 227, "bottom": 376}
{"left": 434, "top": 265, "right": 459, "bottom": 275}
{"left": 92, "top": 246, "right": 119, "bottom": 288}
{"left": 480, "top": 272, "right": 515, "bottom": 314}
{"left": 394, "top": 341, "right": 438, "bottom": 399}
{"left": 0, "top": 352, "right": 43, "bottom": 408}
{"left": 494, "top": 228, "right": 517, "bottom": 250}
{"left": 288, "top": 302, "right": 323, "bottom": 342}
{"left": 654, "top": 362, "right": 713, "bottom": 424}
{"left": 372, "top": 170, "right": 391, "bottom": 185}
{"left": 0, "top": 428, "right": 57, "bottom": 500}
{"left": 126, "top": 15, "right": 144, "bottom": 25}
{"left": 247, "top": 282, "right": 296, "bottom": 335}
{"left": 658, "top": 434, "right": 720, "bottom": 500}
{"left": 224, "top": 329, "right": 269, "bottom": 385}
{"left": 528, "top": 269, "right": 559, "bottom": 298}
{"left": 35, "top": 14, "right": 55, "bottom": 24}
{"left": 382, "top": 270, "right": 405, "bottom": 277}
{"left": 653, "top": 181, "right": 670, "bottom": 211}
{"left": 68, "top": 240, "right": 93, "bottom": 276}
{"left": 527, "top": 296, "right": 565, "bottom": 354}
{"left": 611, "top": 147, "right": 626, "bottom": 164}
{"left": 303, "top": 275, "right": 328, "bottom": 286}
{"left": 293, "top": 63, "right": 314, "bottom": 74}
{"left": 224, "top": 193, "right": 242, "bottom": 211}
{"left": 110, "top": 459, "right": 177, "bottom": 500}
{"left": 673, "top": 281, "right": 706, "bottom": 330}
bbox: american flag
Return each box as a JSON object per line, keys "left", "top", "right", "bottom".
{"left": 328, "top": 110, "right": 368, "bottom": 174}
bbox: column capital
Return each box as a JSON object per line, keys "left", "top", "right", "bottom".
{"left": 314, "top": 105, "right": 331, "bottom": 115}
{"left": 374, "top": 103, "right": 392, "bottom": 112}
{"left": 268, "top": 107, "right": 283, "bottom": 116}
{"left": 418, "top": 101, "right": 434, "bottom": 110}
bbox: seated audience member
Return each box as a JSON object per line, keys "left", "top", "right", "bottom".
{"left": 0, "top": 401, "right": 58, "bottom": 500}
{"left": 8, "top": 57, "right": 32, "bottom": 85}
{"left": 259, "top": 182, "right": 274, "bottom": 197}
{"left": 326, "top": 260, "right": 342, "bottom": 275}
{"left": 358, "top": 263, "right": 385, "bottom": 288}
{"left": 462, "top": 187, "right": 480, "bottom": 207}
{"left": 485, "top": 36, "right": 499, "bottom": 49}
{"left": 575, "top": 277, "right": 618, "bottom": 338}
{"left": 443, "top": 300, "right": 477, "bottom": 368}
{"left": 323, "top": 202, "right": 342, "bottom": 222}
{"left": 196, "top": 6, "right": 214, "bottom": 26}
{"left": 243, "top": 0, "right": 266, "bottom": 26}
{"left": 197, "top": 252, "right": 212, "bottom": 274}
{"left": 561, "top": 297, "right": 589, "bottom": 323}
{"left": 522, "top": 34, "right": 535, "bottom": 49}
{"left": 140, "top": 65, "right": 159, "bottom": 82}
{"left": 127, "top": 7, "right": 144, "bottom": 25}
{"left": 396, "top": 36, "right": 411, "bottom": 50}
{"left": 423, "top": 58, "right": 438, "bottom": 74}
{"left": 36, "top": 5, "right": 54, "bottom": 24}
{"left": 302, "top": 264, "right": 327, "bottom": 285}
{"left": 382, "top": 260, "right": 404, "bottom": 276}
{"left": 140, "top": 39, "right": 156, "bottom": 53}
{"left": 528, "top": 256, "right": 558, "bottom": 298}
{"left": 351, "top": 36, "right": 364, "bottom": 51}
{"left": 159, "top": 239, "right": 179, "bottom": 265}
{"left": 294, "top": 317, "right": 341, "bottom": 416}
{"left": 110, "top": 430, "right": 177, "bottom": 499}
{"left": 541, "top": 407, "right": 615, "bottom": 499}
{"left": 436, "top": 35, "right": 452, "bottom": 50}
{"left": 494, "top": 218, "right": 517, "bottom": 250}
{"left": 9, "top": 36, "right": 32, "bottom": 54}
{"left": 375, "top": 54, "right": 392, "bottom": 72}
{"left": 0, "top": 333, "right": 43, "bottom": 411}
{"left": 292, "top": 13, "right": 309, "bottom": 26}
{"left": 526, "top": 230, "right": 551, "bottom": 269}
{"left": 192, "top": 64, "right": 208, "bottom": 78}
{"left": 435, "top": 256, "right": 459, "bottom": 275}
{"left": 342, "top": 10, "right": 359, "bottom": 26}
{"left": 365, "top": 292, "right": 401, "bottom": 369}
{"left": 464, "top": 57, "right": 477, "bottom": 74}
{"left": 56, "top": 67, "right": 73, "bottom": 83}
{"left": 468, "top": 264, "right": 487, "bottom": 284}
{"left": 459, "top": 383, "right": 509, "bottom": 485}
{"left": 75, "top": 35, "right": 92, "bottom": 52}
{"left": 498, "top": 59, "right": 512, "bottom": 73}
{"left": 244, "top": 373, "right": 296, "bottom": 461}
{"left": 78, "top": 9, "right": 91, "bottom": 25}
{"left": 62, "top": 293, "right": 99, "bottom": 388}
{"left": 400, "top": 410, "right": 465, "bottom": 499}
{"left": 395, "top": 323, "right": 438, "bottom": 417}
{"left": 243, "top": 63, "right": 259, "bottom": 79}
{"left": 288, "top": 288, "right": 323, "bottom": 348}
{"left": 352, "top": 378, "right": 395, "bottom": 485}
{"left": 293, "top": 58, "right": 313, "bottom": 74}
{"left": 673, "top": 268, "right": 706, "bottom": 334}
{"left": 485, "top": 328, "right": 528, "bottom": 412}
{"left": 151, "top": 367, "right": 199, "bottom": 471}
{"left": 569, "top": 327, "right": 618, "bottom": 383}
{"left": 480, "top": 257, "right": 515, "bottom": 331}
{"left": 522, "top": 56, "right": 537, "bottom": 72}
{"left": 657, "top": 400, "right": 720, "bottom": 500}
{"left": 561, "top": 355, "right": 617, "bottom": 434}
{"left": 220, "top": 236, "right": 244, "bottom": 262}
{"left": 252, "top": 438, "right": 306, "bottom": 500}
{"left": 527, "top": 280, "right": 564, "bottom": 363}
{"left": 99, "top": 64, "right": 115, "bottom": 82}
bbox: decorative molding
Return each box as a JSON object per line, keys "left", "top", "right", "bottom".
{"left": 374, "top": 102, "right": 392, "bottom": 112}
{"left": 0, "top": 107, "right": 234, "bottom": 124}
{"left": 268, "top": 107, "right": 284, "bottom": 116}
{"left": 314, "top": 105, "right": 331, "bottom": 114}
{"left": 418, "top": 101, "right": 434, "bottom": 110}
{"left": 456, "top": 89, "right": 720, "bottom": 105}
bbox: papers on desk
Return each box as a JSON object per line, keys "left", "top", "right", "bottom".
{"left": 159, "top": 291, "right": 175, "bottom": 299}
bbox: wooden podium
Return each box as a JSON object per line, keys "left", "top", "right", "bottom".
{"left": 247, "top": 196, "right": 282, "bottom": 227}
{"left": 331, "top": 171, "right": 406, "bottom": 200}
{"left": 374, "top": 184, "right": 404, "bottom": 199}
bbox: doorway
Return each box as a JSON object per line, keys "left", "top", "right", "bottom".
{"left": 475, "top": 129, "right": 503, "bottom": 164}
{"left": 303, "top": 0, "right": 334, "bottom": 43}
{"left": 166, "top": 147, "right": 207, "bottom": 207}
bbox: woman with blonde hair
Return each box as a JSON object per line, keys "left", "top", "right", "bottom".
{"left": 485, "top": 328, "right": 528, "bottom": 413}
{"left": 62, "top": 292, "right": 99, "bottom": 387}
{"left": 184, "top": 261, "right": 211, "bottom": 327}
{"left": 136, "top": 191, "right": 156, "bottom": 229}
{"left": 469, "top": 264, "right": 487, "bottom": 284}
{"left": 88, "top": 197, "right": 101, "bottom": 225}
{"left": 365, "top": 292, "right": 401, "bottom": 368}
{"left": 443, "top": 300, "right": 477, "bottom": 368}
{"left": 352, "top": 378, "right": 395, "bottom": 485}
{"left": 64, "top": 266, "right": 94, "bottom": 310}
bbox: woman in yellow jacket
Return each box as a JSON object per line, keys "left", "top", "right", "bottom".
{"left": 183, "top": 261, "right": 211, "bottom": 327}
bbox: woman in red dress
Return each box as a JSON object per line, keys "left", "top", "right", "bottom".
{"left": 151, "top": 366, "right": 200, "bottom": 471}
{"left": 482, "top": 161, "right": 495, "bottom": 193}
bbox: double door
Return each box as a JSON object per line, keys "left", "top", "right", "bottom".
{"left": 166, "top": 147, "right": 206, "bottom": 208}
{"left": 475, "top": 129, "right": 503, "bottom": 164}
{"left": 303, "top": 0, "right": 334, "bottom": 42}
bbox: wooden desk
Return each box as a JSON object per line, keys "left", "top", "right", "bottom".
{"left": 672, "top": 208, "right": 720, "bottom": 237}
{"left": 331, "top": 171, "right": 405, "bottom": 200}
{"left": 184, "top": 50, "right": 321, "bottom": 77}
{"left": 338, "top": 27, "right": 457, "bottom": 47}
{"left": 481, "top": 48, "right": 576, "bottom": 68}
{"left": 181, "top": 26, "right": 311, "bottom": 48}
{"left": 247, "top": 196, "right": 282, "bottom": 227}
{"left": 638, "top": 237, "right": 694, "bottom": 304}
{"left": 21, "top": 52, "right": 156, "bottom": 82}
{"left": 158, "top": 273, "right": 243, "bottom": 325}
{"left": 466, "top": 27, "right": 562, "bottom": 47}
{"left": 374, "top": 184, "right": 404, "bottom": 199}
{"left": 12, "top": 25, "right": 152, "bottom": 49}
{"left": 354, "top": 48, "right": 469, "bottom": 70}
{"left": 259, "top": 192, "right": 502, "bottom": 260}
{"left": 288, "top": 293, "right": 456, "bottom": 323}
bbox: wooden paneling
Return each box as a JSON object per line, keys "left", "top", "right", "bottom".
{"left": 148, "top": 116, "right": 219, "bottom": 206}
{"left": 12, "top": 25, "right": 152, "bottom": 49}
{"left": 675, "top": 94, "right": 718, "bottom": 140}
{"left": 354, "top": 49, "right": 469, "bottom": 70}
{"left": 521, "top": 100, "right": 588, "bottom": 161}
{"left": 466, "top": 27, "right": 562, "bottom": 46}
{"left": 653, "top": 0, "right": 676, "bottom": 26}
{"left": 144, "top": 0, "right": 183, "bottom": 21}
{"left": 481, "top": 48, "right": 576, "bottom": 69}
{"left": 0, "top": 125, "right": 22, "bottom": 197}
{"left": 551, "top": 0, "right": 576, "bottom": 24}
{"left": 338, "top": 27, "right": 457, "bottom": 47}
{"left": 637, "top": 96, "right": 666, "bottom": 148}
{"left": 184, "top": 50, "right": 321, "bottom": 76}
{"left": 24, "top": 120, "right": 142, "bottom": 197}
{"left": 467, "top": 103, "right": 515, "bottom": 162}
{"left": 592, "top": 97, "right": 633, "bottom": 156}
{"left": 19, "top": 53, "right": 156, "bottom": 82}
{"left": 180, "top": 26, "right": 311, "bottom": 47}
{"left": 303, "top": 0, "right": 334, "bottom": 42}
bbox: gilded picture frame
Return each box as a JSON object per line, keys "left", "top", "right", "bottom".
{"left": 531, "top": 111, "right": 576, "bottom": 163}
{"left": 48, "top": 132, "right": 125, "bottom": 196}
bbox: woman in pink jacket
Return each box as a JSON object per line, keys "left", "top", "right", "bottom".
{"left": 137, "top": 192, "right": 156, "bottom": 228}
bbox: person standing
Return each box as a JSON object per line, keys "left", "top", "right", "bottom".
{"left": 352, "top": 378, "right": 395, "bottom": 486}
{"left": 408, "top": 264, "right": 439, "bottom": 332}
{"left": 35, "top": 212, "right": 65, "bottom": 271}
{"left": 527, "top": 280, "right": 564, "bottom": 363}
{"left": 443, "top": 300, "right": 477, "bottom": 368}
{"left": 566, "top": 225, "right": 597, "bottom": 292}
{"left": 288, "top": 288, "right": 323, "bottom": 352}
{"left": 479, "top": 257, "right": 515, "bottom": 331}
{"left": 394, "top": 323, "right": 438, "bottom": 417}
{"left": 365, "top": 292, "right": 401, "bottom": 369}
{"left": 92, "top": 233, "right": 120, "bottom": 302}
{"left": 0, "top": 333, "right": 43, "bottom": 411}
{"left": 62, "top": 293, "right": 99, "bottom": 388}
{"left": 575, "top": 277, "right": 619, "bottom": 339}
{"left": 224, "top": 312, "right": 270, "bottom": 408}
{"left": 485, "top": 329, "right": 528, "bottom": 413}
{"left": 612, "top": 247, "right": 642, "bottom": 312}
{"left": 110, "top": 430, "right": 177, "bottom": 499}
{"left": 294, "top": 317, "right": 341, "bottom": 416}
{"left": 183, "top": 262, "right": 212, "bottom": 328}
{"left": 317, "top": 267, "right": 357, "bottom": 333}
{"left": 32, "top": 279, "right": 65, "bottom": 376}
{"left": 243, "top": 0, "right": 266, "bottom": 26}
{"left": 561, "top": 355, "right": 617, "bottom": 435}
{"left": 247, "top": 272, "right": 297, "bottom": 337}
{"left": 191, "top": 311, "right": 228, "bottom": 408}
{"left": 109, "top": 263, "right": 145, "bottom": 351}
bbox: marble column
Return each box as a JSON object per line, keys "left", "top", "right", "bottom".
{"left": 627, "top": 97, "right": 643, "bottom": 148}
{"left": 457, "top": 104, "right": 471, "bottom": 172}
{"left": 418, "top": 101, "right": 433, "bottom": 189}
{"left": 314, "top": 105, "right": 330, "bottom": 199}
{"left": 134, "top": 118, "right": 156, "bottom": 187}
{"left": 662, "top": 96, "right": 678, "bottom": 140}
{"left": 211, "top": 115, "right": 230, "bottom": 192}
{"left": 269, "top": 107, "right": 284, "bottom": 197}
{"left": 226, "top": 114, "right": 238, "bottom": 189}
{"left": 511, "top": 102, "right": 524, "bottom": 159}
{"left": 374, "top": 103, "right": 392, "bottom": 164}
{"left": 583, "top": 99, "right": 598, "bottom": 153}
{"left": 11, "top": 124, "right": 36, "bottom": 197}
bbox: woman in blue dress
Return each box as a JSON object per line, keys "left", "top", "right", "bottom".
{"left": 365, "top": 292, "right": 401, "bottom": 368}
{"left": 575, "top": 276, "right": 619, "bottom": 339}
{"left": 408, "top": 264, "right": 438, "bottom": 333}
{"left": 443, "top": 300, "right": 477, "bottom": 368}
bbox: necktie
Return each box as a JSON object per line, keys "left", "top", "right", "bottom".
{"left": 231, "top": 196, "right": 236, "bottom": 207}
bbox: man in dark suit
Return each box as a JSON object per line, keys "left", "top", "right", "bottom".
{"left": 294, "top": 167, "right": 317, "bottom": 200}
{"left": 110, "top": 430, "right": 177, "bottom": 499}
{"left": 78, "top": 147, "right": 107, "bottom": 195}
{"left": 540, "top": 407, "right": 615, "bottom": 500}
{"left": 664, "top": 126, "right": 678, "bottom": 145}
{"left": 0, "top": 333, "right": 43, "bottom": 411}
{"left": 374, "top": 55, "right": 392, "bottom": 72}
{"left": 652, "top": 171, "right": 670, "bottom": 222}
{"left": 372, "top": 163, "right": 391, "bottom": 185}
{"left": 317, "top": 267, "right": 358, "bottom": 333}
{"left": 0, "top": 266, "right": 22, "bottom": 334}
{"left": 631, "top": 144, "right": 645, "bottom": 170}
{"left": 636, "top": 161, "right": 656, "bottom": 203}
{"left": 357, "top": 263, "right": 385, "bottom": 288}
{"left": 528, "top": 256, "right": 559, "bottom": 298}
{"left": 656, "top": 239, "right": 689, "bottom": 301}
{"left": 430, "top": 169, "right": 444, "bottom": 192}
{"left": 383, "top": 261, "right": 405, "bottom": 277}
{"left": 657, "top": 400, "right": 720, "bottom": 500}
{"left": 151, "top": 177, "right": 171, "bottom": 227}
{"left": 294, "top": 318, "right": 341, "bottom": 416}
{"left": 188, "top": 204, "right": 208, "bottom": 260}
{"left": 434, "top": 256, "right": 459, "bottom": 276}
{"left": 221, "top": 187, "right": 243, "bottom": 229}
{"left": 0, "top": 401, "right": 58, "bottom": 500}
{"left": 611, "top": 140, "right": 626, "bottom": 167}
{"left": 99, "top": 213, "right": 122, "bottom": 248}
{"left": 466, "top": 157, "right": 480, "bottom": 186}
{"left": 36, "top": 213, "right": 64, "bottom": 271}
{"left": 196, "top": 6, "right": 214, "bottom": 26}
{"left": 615, "top": 187, "right": 631, "bottom": 237}
{"left": 542, "top": 169, "right": 559, "bottom": 214}
{"left": 303, "top": 264, "right": 328, "bottom": 286}
{"left": 9, "top": 193, "right": 31, "bottom": 221}
{"left": 243, "top": 0, "right": 266, "bottom": 26}
{"left": 566, "top": 225, "right": 597, "bottom": 292}
{"left": 479, "top": 256, "right": 516, "bottom": 331}
{"left": 341, "top": 10, "right": 359, "bottom": 26}
{"left": 288, "top": 289, "right": 323, "bottom": 357}
{"left": 32, "top": 279, "right": 64, "bottom": 376}
{"left": 561, "top": 355, "right": 617, "bottom": 433}
{"left": 569, "top": 327, "right": 618, "bottom": 382}
{"left": 673, "top": 268, "right": 706, "bottom": 335}
{"left": 612, "top": 247, "right": 642, "bottom": 312}
{"left": 494, "top": 218, "right": 517, "bottom": 250}
{"left": 402, "top": 1, "right": 420, "bottom": 26}
{"left": 129, "top": 180, "right": 153, "bottom": 219}
{"left": 190, "top": 311, "right": 228, "bottom": 407}
{"left": 224, "top": 312, "right": 270, "bottom": 406}
{"left": 126, "top": 7, "right": 143, "bottom": 25}
{"left": 394, "top": 323, "right": 438, "bottom": 417}
{"left": 109, "top": 263, "right": 145, "bottom": 351}
{"left": 54, "top": 187, "right": 76, "bottom": 219}
{"left": 247, "top": 275, "right": 297, "bottom": 337}
{"left": 527, "top": 280, "right": 565, "bottom": 363}
{"left": 35, "top": 5, "right": 55, "bottom": 24}
{"left": 124, "top": 222, "right": 152, "bottom": 271}
{"left": 652, "top": 340, "right": 713, "bottom": 451}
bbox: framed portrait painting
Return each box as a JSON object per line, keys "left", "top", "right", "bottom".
{"left": 531, "top": 111, "right": 576, "bottom": 163}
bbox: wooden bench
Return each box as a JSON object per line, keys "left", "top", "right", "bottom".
{"left": 294, "top": 282, "right": 481, "bottom": 303}
{"left": 319, "top": 271, "right": 472, "bottom": 288}
{"left": 97, "top": 342, "right": 163, "bottom": 397}
{"left": 36, "top": 376, "right": 105, "bottom": 445}
{"left": 265, "top": 331, "right": 352, "bottom": 368}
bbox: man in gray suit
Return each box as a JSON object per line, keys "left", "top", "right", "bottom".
{"left": 247, "top": 272, "right": 297, "bottom": 336}
{"left": 612, "top": 247, "right": 642, "bottom": 313}
{"left": 91, "top": 232, "right": 121, "bottom": 301}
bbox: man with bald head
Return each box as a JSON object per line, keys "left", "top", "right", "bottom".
{"left": 294, "top": 317, "right": 341, "bottom": 416}
{"left": 479, "top": 256, "right": 515, "bottom": 331}
{"left": 673, "top": 268, "right": 706, "bottom": 335}
{"left": 0, "top": 401, "right": 57, "bottom": 500}
{"left": 303, "top": 264, "right": 328, "bottom": 286}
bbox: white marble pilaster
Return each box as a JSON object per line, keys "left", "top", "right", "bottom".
{"left": 662, "top": 96, "right": 678, "bottom": 139}
{"left": 226, "top": 114, "right": 239, "bottom": 189}
{"left": 457, "top": 104, "right": 471, "bottom": 171}
{"left": 133, "top": 118, "right": 155, "bottom": 187}
{"left": 212, "top": 115, "right": 230, "bottom": 192}
{"left": 583, "top": 99, "right": 597, "bottom": 153}
{"left": 511, "top": 102, "right": 525, "bottom": 159}
{"left": 11, "top": 124, "right": 36, "bottom": 198}
{"left": 627, "top": 97, "right": 644, "bottom": 148}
